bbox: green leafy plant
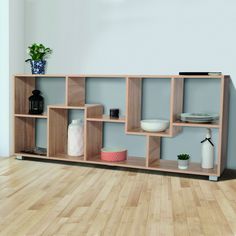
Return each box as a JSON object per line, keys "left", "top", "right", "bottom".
{"left": 25, "top": 43, "right": 52, "bottom": 62}
{"left": 177, "top": 154, "right": 190, "bottom": 160}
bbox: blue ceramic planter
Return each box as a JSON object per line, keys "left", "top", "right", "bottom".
{"left": 30, "top": 60, "right": 46, "bottom": 74}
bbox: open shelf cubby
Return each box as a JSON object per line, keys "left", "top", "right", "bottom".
{"left": 172, "top": 78, "right": 221, "bottom": 128}
{"left": 48, "top": 105, "right": 86, "bottom": 161}
{"left": 126, "top": 77, "right": 183, "bottom": 137}
{"left": 14, "top": 75, "right": 66, "bottom": 116}
{"left": 14, "top": 74, "right": 229, "bottom": 180}
{"left": 15, "top": 116, "right": 47, "bottom": 157}
{"left": 86, "top": 121, "right": 146, "bottom": 168}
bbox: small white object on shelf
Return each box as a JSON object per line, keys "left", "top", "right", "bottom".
{"left": 68, "top": 119, "right": 84, "bottom": 156}
{"left": 178, "top": 159, "right": 189, "bottom": 169}
{"left": 177, "top": 154, "right": 190, "bottom": 170}
{"left": 140, "top": 119, "right": 169, "bottom": 132}
{"left": 201, "top": 128, "right": 214, "bottom": 169}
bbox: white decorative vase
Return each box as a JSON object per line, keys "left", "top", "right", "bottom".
{"left": 68, "top": 119, "right": 84, "bottom": 156}
{"left": 201, "top": 128, "right": 214, "bottom": 169}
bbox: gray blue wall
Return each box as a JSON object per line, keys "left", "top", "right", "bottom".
{"left": 25, "top": 0, "right": 236, "bottom": 168}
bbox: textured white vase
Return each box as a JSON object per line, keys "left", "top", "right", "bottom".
{"left": 68, "top": 119, "right": 84, "bottom": 156}
{"left": 201, "top": 128, "right": 214, "bottom": 169}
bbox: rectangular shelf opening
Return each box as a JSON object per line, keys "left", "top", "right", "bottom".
{"left": 147, "top": 128, "right": 220, "bottom": 176}
{"left": 15, "top": 117, "right": 47, "bottom": 157}
{"left": 86, "top": 77, "right": 126, "bottom": 118}
{"left": 86, "top": 122, "right": 146, "bottom": 168}
{"left": 14, "top": 76, "right": 66, "bottom": 115}
{"left": 48, "top": 107, "right": 85, "bottom": 160}
{"left": 173, "top": 78, "right": 221, "bottom": 127}
{"left": 126, "top": 77, "right": 172, "bottom": 137}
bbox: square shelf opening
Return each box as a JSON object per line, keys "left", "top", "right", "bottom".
{"left": 86, "top": 122, "right": 146, "bottom": 167}
{"left": 48, "top": 107, "right": 85, "bottom": 161}
{"left": 173, "top": 78, "right": 221, "bottom": 127}
{"left": 15, "top": 76, "right": 66, "bottom": 115}
{"left": 15, "top": 117, "right": 47, "bottom": 156}
{"left": 126, "top": 77, "right": 172, "bottom": 137}
{"left": 86, "top": 77, "right": 126, "bottom": 118}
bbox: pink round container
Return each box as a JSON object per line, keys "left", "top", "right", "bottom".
{"left": 101, "top": 147, "right": 127, "bottom": 162}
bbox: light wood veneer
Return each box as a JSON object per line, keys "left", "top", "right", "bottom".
{"left": 14, "top": 74, "right": 229, "bottom": 179}
{"left": 2, "top": 157, "right": 236, "bottom": 235}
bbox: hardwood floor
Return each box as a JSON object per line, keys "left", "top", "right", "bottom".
{"left": 0, "top": 157, "right": 236, "bottom": 236}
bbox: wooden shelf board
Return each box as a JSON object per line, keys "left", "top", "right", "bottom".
{"left": 14, "top": 74, "right": 67, "bottom": 78}
{"left": 78, "top": 75, "right": 224, "bottom": 79}
{"left": 14, "top": 113, "right": 48, "bottom": 119}
{"left": 127, "top": 75, "right": 224, "bottom": 79}
{"left": 14, "top": 74, "right": 225, "bottom": 79}
{"left": 48, "top": 105, "right": 86, "bottom": 109}
{"left": 48, "top": 104, "right": 101, "bottom": 110}
{"left": 15, "top": 153, "right": 85, "bottom": 162}
{"left": 173, "top": 120, "right": 220, "bottom": 128}
{"left": 127, "top": 127, "right": 171, "bottom": 137}
{"left": 69, "top": 75, "right": 127, "bottom": 78}
{"left": 87, "top": 115, "right": 125, "bottom": 123}
{"left": 149, "top": 159, "right": 218, "bottom": 176}
{"left": 85, "top": 104, "right": 103, "bottom": 108}
{"left": 50, "top": 154, "right": 85, "bottom": 162}
{"left": 87, "top": 155, "right": 146, "bottom": 168}
{"left": 173, "top": 75, "right": 224, "bottom": 79}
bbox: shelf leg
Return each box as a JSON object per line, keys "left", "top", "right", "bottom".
{"left": 16, "top": 155, "right": 24, "bottom": 160}
{"left": 209, "top": 176, "right": 218, "bottom": 181}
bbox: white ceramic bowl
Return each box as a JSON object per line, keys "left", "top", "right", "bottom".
{"left": 140, "top": 119, "right": 169, "bottom": 132}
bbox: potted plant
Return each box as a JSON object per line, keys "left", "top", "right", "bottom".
{"left": 177, "top": 154, "right": 190, "bottom": 169}
{"left": 25, "top": 43, "right": 52, "bottom": 74}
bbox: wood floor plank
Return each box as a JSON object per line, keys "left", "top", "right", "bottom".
{"left": 0, "top": 157, "right": 235, "bottom": 236}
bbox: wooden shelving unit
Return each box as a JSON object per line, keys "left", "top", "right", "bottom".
{"left": 14, "top": 74, "right": 229, "bottom": 181}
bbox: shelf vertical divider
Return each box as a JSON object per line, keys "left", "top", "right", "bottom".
{"left": 65, "top": 76, "right": 68, "bottom": 106}
{"left": 85, "top": 105, "right": 104, "bottom": 161}
{"left": 218, "top": 76, "right": 230, "bottom": 175}
{"left": 48, "top": 107, "right": 68, "bottom": 157}
{"left": 146, "top": 136, "right": 161, "bottom": 167}
{"left": 126, "top": 77, "right": 142, "bottom": 132}
{"left": 66, "top": 76, "right": 85, "bottom": 106}
{"left": 170, "top": 77, "right": 184, "bottom": 136}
